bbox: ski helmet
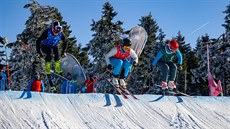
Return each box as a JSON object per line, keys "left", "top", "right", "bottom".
{"left": 52, "top": 21, "right": 62, "bottom": 33}
{"left": 169, "top": 40, "right": 179, "bottom": 51}
{"left": 122, "top": 38, "right": 132, "bottom": 46}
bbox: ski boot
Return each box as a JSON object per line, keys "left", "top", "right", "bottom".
{"left": 161, "top": 81, "right": 168, "bottom": 95}
{"left": 112, "top": 76, "right": 119, "bottom": 88}
{"left": 168, "top": 81, "right": 177, "bottom": 92}
{"left": 119, "top": 79, "right": 127, "bottom": 89}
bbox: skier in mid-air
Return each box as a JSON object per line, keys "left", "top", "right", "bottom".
{"left": 105, "top": 38, "right": 138, "bottom": 88}
{"left": 36, "top": 21, "right": 68, "bottom": 91}
{"left": 150, "top": 39, "right": 183, "bottom": 91}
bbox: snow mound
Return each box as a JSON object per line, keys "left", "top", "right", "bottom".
{"left": 0, "top": 91, "right": 230, "bottom": 129}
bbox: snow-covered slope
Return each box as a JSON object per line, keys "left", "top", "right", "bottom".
{"left": 0, "top": 91, "right": 230, "bottom": 129}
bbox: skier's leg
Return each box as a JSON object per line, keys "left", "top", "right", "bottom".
{"left": 41, "top": 45, "right": 52, "bottom": 62}
{"left": 55, "top": 60, "right": 62, "bottom": 74}
{"left": 167, "top": 62, "right": 177, "bottom": 81}
{"left": 53, "top": 46, "right": 62, "bottom": 75}
{"left": 167, "top": 62, "right": 177, "bottom": 90}
{"left": 41, "top": 45, "right": 55, "bottom": 91}
{"left": 119, "top": 60, "right": 132, "bottom": 87}
{"left": 109, "top": 58, "right": 123, "bottom": 85}
{"left": 122, "top": 60, "right": 132, "bottom": 78}
{"left": 41, "top": 45, "right": 52, "bottom": 75}
{"left": 110, "top": 58, "right": 123, "bottom": 76}
{"left": 157, "top": 60, "right": 169, "bottom": 90}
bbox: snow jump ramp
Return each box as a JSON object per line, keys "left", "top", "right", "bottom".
{"left": 0, "top": 91, "right": 230, "bottom": 129}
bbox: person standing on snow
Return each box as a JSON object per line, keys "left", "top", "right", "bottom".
{"left": 82, "top": 74, "right": 97, "bottom": 93}
{"left": 150, "top": 39, "right": 183, "bottom": 91}
{"left": 0, "top": 69, "right": 8, "bottom": 91}
{"left": 28, "top": 72, "right": 44, "bottom": 92}
{"left": 36, "top": 21, "right": 68, "bottom": 91}
{"left": 105, "top": 38, "right": 138, "bottom": 88}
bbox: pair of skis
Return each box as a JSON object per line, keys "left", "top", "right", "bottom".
{"left": 155, "top": 84, "right": 191, "bottom": 97}
{"left": 163, "top": 90, "right": 191, "bottom": 97}
{"left": 107, "top": 79, "right": 138, "bottom": 100}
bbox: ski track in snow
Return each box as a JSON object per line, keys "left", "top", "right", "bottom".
{"left": 0, "top": 91, "right": 230, "bottom": 129}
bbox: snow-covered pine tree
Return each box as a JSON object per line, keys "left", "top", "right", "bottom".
{"left": 222, "top": 3, "right": 230, "bottom": 42}
{"left": 86, "top": 2, "right": 124, "bottom": 93}
{"left": 140, "top": 28, "right": 166, "bottom": 94}
{"left": 127, "top": 13, "right": 160, "bottom": 94}
{"left": 9, "top": 0, "right": 51, "bottom": 91}
{"left": 68, "top": 42, "right": 89, "bottom": 69}
{"left": 175, "top": 32, "right": 192, "bottom": 93}
{"left": 208, "top": 36, "right": 230, "bottom": 95}
{"left": 184, "top": 48, "right": 199, "bottom": 95}
{"left": 190, "top": 2, "right": 230, "bottom": 96}
{"left": 191, "top": 34, "right": 210, "bottom": 95}
{"left": 221, "top": 3, "right": 230, "bottom": 95}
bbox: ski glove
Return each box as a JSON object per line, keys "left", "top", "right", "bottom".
{"left": 178, "top": 64, "right": 183, "bottom": 71}
{"left": 107, "top": 64, "right": 113, "bottom": 70}
{"left": 133, "top": 61, "right": 137, "bottom": 67}
{"left": 61, "top": 52, "right": 67, "bottom": 58}
{"left": 37, "top": 53, "right": 44, "bottom": 58}
{"left": 149, "top": 66, "right": 153, "bottom": 72}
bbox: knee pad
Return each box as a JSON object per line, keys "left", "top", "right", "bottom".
{"left": 45, "top": 62, "right": 51, "bottom": 74}
{"left": 55, "top": 60, "right": 62, "bottom": 74}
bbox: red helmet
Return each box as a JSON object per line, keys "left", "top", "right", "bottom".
{"left": 169, "top": 40, "right": 179, "bottom": 51}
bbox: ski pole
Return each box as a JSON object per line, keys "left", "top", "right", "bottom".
{"left": 18, "top": 40, "right": 32, "bottom": 51}
{"left": 140, "top": 68, "right": 156, "bottom": 94}
{"left": 85, "top": 70, "right": 109, "bottom": 87}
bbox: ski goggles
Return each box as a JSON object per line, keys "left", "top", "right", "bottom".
{"left": 53, "top": 26, "right": 62, "bottom": 33}
{"left": 123, "top": 46, "right": 131, "bottom": 49}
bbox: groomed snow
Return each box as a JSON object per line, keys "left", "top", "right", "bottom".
{"left": 0, "top": 91, "right": 230, "bottom": 129}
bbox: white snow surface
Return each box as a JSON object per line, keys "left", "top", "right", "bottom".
{"left": 0, "top": 91, "right": 230, "bottom": 129}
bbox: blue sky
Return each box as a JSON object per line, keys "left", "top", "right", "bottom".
{"left": 0, "top": 0, "right": 229, "bottom": 49}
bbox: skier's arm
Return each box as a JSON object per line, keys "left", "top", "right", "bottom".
{"left": 175, "top": 50, "right": 183, "bottom": 65}
{"left": 151, "top": 51, "right": 163, "bottom": 66}
{"left": 105, "top": 47, "right": 117, "bottom": 65}
{"left": 36, "top": 30, "right": 48, "bottom": 54}
{"left": 61, "top": 33, "right": 68, "bottom": 54}
{"left": 130, "top": 49, "right": 138, "bottom": 64}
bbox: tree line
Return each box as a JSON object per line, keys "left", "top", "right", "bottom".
{"left": 8, "top": 0, "right": 230, "bottom": 96}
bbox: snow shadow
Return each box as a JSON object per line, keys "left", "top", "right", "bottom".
{"left": 104, "top": 94, "right": 111, "bottom": 106}
{"left": 149, "top": 95, "right": 183, "bottom": 103}
{"left": 176, "top": 96, "right": 183, "bottom": 103}
{"left": 114, "top": 95, "right": 122, "bottom": 107}
{"left": 149, "top": 95, "right": 164, "bottom": 102}
{"left": 18, "top": 90, "right": 32, "bottom": 99}
{"left": 104, "top": 94, "right": 122, "bottom": 107}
